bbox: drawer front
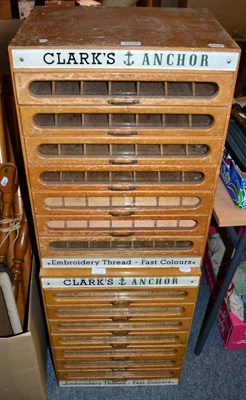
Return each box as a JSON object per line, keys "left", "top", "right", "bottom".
{"left": 50, "top": 331, "right": 188, "bottom": 347}
{"left": 38, "top": 235, "right": 205, "bottom": 257}
{"left": 19, "top": 105, "right": 227, "bottom": 138}
{"left": 24, "top": 136, "right": 223, "bottom": 166}
{"left": 28, "top": 164, "right": 217, "bottom": 192}
{"left": 53, "top": 344, "right": 186, "bottom": 361}
{"left": 35, "top": 214, "right": 209, "bottom": 237}
{"left": 56, "top": 367, "right": 181, "bottom": 382}
{"left": 33, "top": 190, "right": 212, "bottom": 216}
{"left": 14, "top": 71, "right": 234, "bottom": 106}
{"left": 55, "top": 357, "right": 183, "bottom": 371}
{"left": 48, "top": 317, "right": 192, "bottom": 334}
{"left": 45, "top": 302, "right": 195, "bottom": 320}
{"left": 43, "top": 287, "right": 198, "bottom": 305}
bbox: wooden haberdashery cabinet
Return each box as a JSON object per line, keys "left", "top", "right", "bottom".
{"left": 9, "top": 6, "right": 240, "bottom": 386}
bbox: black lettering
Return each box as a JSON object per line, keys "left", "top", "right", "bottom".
{"left": 63, "top": 279, "right": 71, "bottom": 286}
{"left": 97, "top": 278, "right": 104, "bottom": 285}
{"left": 107, "top": 278, "right": 114, "bottom": 285}
{"left": 79, "top": 53, "right": 90, "bottom": 65}
{"left": 88, "top": 279, "right": 96, "bottom": 285}
{"left": 107, "top": 52, "right": 115, "bottom": 65}
{"left": 57, "top": 52, "right": 66, "bottom": 65}
{"left": 67, "top": 52, "right": 78, "bottom": 65}
{"left": 43, "top": 52, "right": 54, "bottom": 65}
{"left": 92, "top": 52, "right": 102, "bottom": 65}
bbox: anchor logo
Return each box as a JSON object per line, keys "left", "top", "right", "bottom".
{"left": 124, "top": 51, "right": 134, "bottom": 66}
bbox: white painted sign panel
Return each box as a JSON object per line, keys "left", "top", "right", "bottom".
{"left": 41, "top": 256, "right": 201, "bottom": 268}
{"left": 59, "top": 378, "right": 178, "bottom": 386}
{"left": 41, "top": 276, "right": 200, "bottom": 288}
{"left": 12, "top": 49, "right": 239, "bottom": 71}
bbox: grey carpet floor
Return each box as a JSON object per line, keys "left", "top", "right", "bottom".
{"left": 47, "top": 275, "right": 246, "bottom": 400}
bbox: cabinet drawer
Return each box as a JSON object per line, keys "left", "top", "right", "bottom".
{"left": 15, "top": 71, "right": 233, "bottom": 106}
{"left": 28, "top": 164, "right": 217, "bottom": 192}
{"left": 45, "top": 302, "right": 194, "bottom": 319}
{"left": 55, "top": 357, "right": 183, "bottom": 371}
{"left": 50, "top": 331, "right": 188, "bottom": 347}
{"left": 33, "top": 190, "right": 212, "bottom": 216}
{"left": 24, "top": 136, "right": 223, "bottom": 166}
{"left": 38, "top": 235, "right": 204, "bottom": 257}
{"left": 35, "top": 214, "right": 208, "bottom": 237}
{"left": 56, "top": 367, "right": 181, "bottom": 382}
{"left": 43, "top": 287, "right": 198, "bottom": 305}
{"left": 19, "top": 105, "right": 227, "bottom": 138}
{"left": 53, "top": 344, "right": 186, "bottom": 361}
{"left": 48, "top": 317, "right": 192, "bottom": 334}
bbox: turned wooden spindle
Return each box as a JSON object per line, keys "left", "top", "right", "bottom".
{"left": 0, "top": 164, "right": 18, "bottom": 265}
{"left": 11, "top": 212, "right": 29, "bottom": 300}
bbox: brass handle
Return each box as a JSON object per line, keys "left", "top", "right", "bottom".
{"left": 109, "top": 159, "right": 138, "bottom": 165}
{"left": 111, "top": 357, "right": 130, "bottom": 361}
{"left": 108, "top": 100, "right": 139, "bottom": 105}
{"left": 109, "top": 211, "right": 135, "bottom": 217}
{"left": 108, "top": 185, "right": 136, "bottom": 191}
{"left": 110, "top": 301, "right": 132, "bottom": 307}
{"left": 107, "top": 130, "right": 138, "bottom": 136}
{"left": 110, "top": 343, "right": 128, "bottom": 349}
{"left": 110, "top": 232, "right": 134, "bottom": 237}
{"left": 110, "top": 330, "right": 130, "bottom": 336}
{"left": 111, "top": 316, "right": 131, "bottom": 322}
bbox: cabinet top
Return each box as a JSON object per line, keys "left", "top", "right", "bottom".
{"left": 10, "top": 6, "right": 239, "bottom": 51}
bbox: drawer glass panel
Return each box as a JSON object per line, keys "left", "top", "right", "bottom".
{"left": 38, "top": 143, "right": 209, "bottom": 158}
{"left": 40, "top": 170, "right": 204, "bottom": 184}
{"left": 43, "top": 195, "right": 200, "bottom": 209}
{"left": 34, "top": 112, "right": 213, "bottom": 129}
{"left": 49, "top": 239, "right": 193, "bottom": 251}
{"left": 29, "top": 80, "right": 218, "bottom": 98}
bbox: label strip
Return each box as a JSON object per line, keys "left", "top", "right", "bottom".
{"left": 12, "top": 49, "right": 239, "bottom": 71}
{"left": 59, "top": 379, "right": 179, "bottom": 387}
{"left": 41, "top": 276, "right": 200, "bottom": 288}
{"left": 42, "top": 257, "right": 201, "bottom": 269}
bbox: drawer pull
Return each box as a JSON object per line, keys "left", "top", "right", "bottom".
{"left": 110, "top": 330, "right": 130, "bottom": 336}
{"left": 109, "top": 159, "right": 138, "bottom": 165}
{"left": 110, "top": 232, "right": 134, "bottom": 237}
{"left": 111, "top": 316, "right": 131, "bottom": 322}
{"left": 110, "top": 343, "right": 128, "bottom": 349}
{"left": 108, "top": 185, "right": 136, "bottom": 191}
{"left": 107, "top": 130, "right": 138, "bottom": 136}
{"left": 108, "top": 100, "right": 140, "bottom": 106}
{"left": 110, "top": 301, "right": 132, "bottom": 307}
{"left": 109, "top": 211, "right": 135, "bottom": 217}
{"left": 111, "top": 357, "right": 130, "bottom": 361}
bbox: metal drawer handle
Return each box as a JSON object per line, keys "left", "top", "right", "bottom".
{"left": 110, "top": 330, "right": 130, "bottom": 336}
{"left": 107, "top": 130, "right": 138, "bottom": 136}
{"left": 110, "top": 343, "right": 128, "bottom": 349}
{"left": 111, "top": 316, "right": 131, "bottom": 322}
{"left": 110, "top": 232, "right": 134, "bottom": 237}
{"left": 108, "top": 185, "right": 136, "bottom": 191}
{"left": 111, "top": 357, "right": 129, "bottom": 361}
{"left": 109, "top": 211, "right": 135, "bottom": 217}
{"left": 109, "top": 159, "right": 138, "bottom": 165}
{"left": 108, "top": 100, "right": 140, "bottom": 106}
{"left": 110, "top": 301, "right": 132, "bottom": 307}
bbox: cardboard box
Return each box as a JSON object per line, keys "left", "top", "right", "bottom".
{"left": 220, "top": 157, "right": 246, "bottom": 209}
{"left": 0, "top": 260, "right": 47, "bottom": 400}
{"left": 203, "top": 248, "right": 246, "bottom": 349}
